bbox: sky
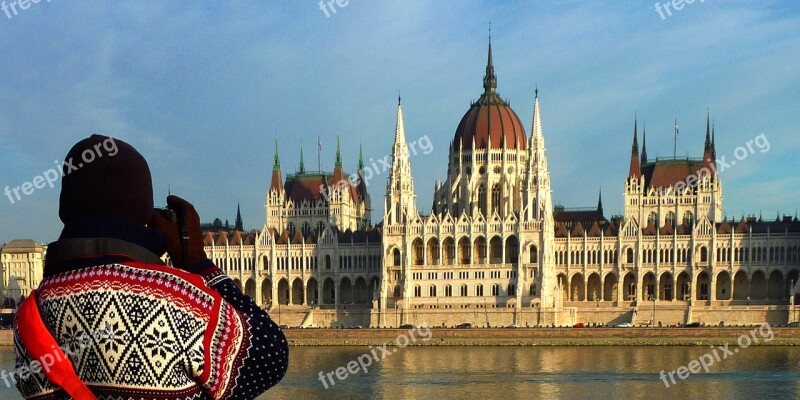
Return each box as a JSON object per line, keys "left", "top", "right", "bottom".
{"left": 1, "top": 1, "right": 799, "bottom": 245}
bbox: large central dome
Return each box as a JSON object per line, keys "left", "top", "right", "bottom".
{"left": 453, "top": 40, "right": 527, "bottom": 151}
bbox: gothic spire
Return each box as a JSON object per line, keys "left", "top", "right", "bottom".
{"left": 235, "top": 203, "right": 243, "bottom": 231}
{"left": 335, "top": 135, "right": 342, "bottom": 168}
{"left": 629, "top": 115, "right": 641, "bottom": 177}
{"left": 530, "top": 87, "right": 542, "bottom": 141}
{"left": 358, "top": 142, "right": 364, "bottom": 171}
{"left": 641, "top": 123, "right": 648, "bottom": 164}
{"left": 597, "top": 190, "right": 604, "bottom": 216}
{"left": 483, "top": 31, "right": 497, "bottom": 93}
{"left": 712, "top": 121, "right": 716, "bottom": 159}
{"left": 273, "top": 139, "right": 280, "bottom": 171}
{"left": 299, "top": 146, "right": 305, "bottom": 174}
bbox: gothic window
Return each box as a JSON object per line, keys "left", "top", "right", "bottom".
{"left": 478, "top": 185, "right": 487, "bottom": 215}
{"left": 301, "top": 222, "right": 310, "bottom": 237}
{"left": 491, "top": 184, "right": 501, "bottom": 215}
{"left": 666, "top": 212, "right": 676, "bottom": 226}
{"left": 683, "top": 211, "right": 694, "bottom": 225}
{"left": 288, "top": 222, "right": 296, "bottom": 237}
{"left": 647, "top": 212, "right": 658, "bottom": 226}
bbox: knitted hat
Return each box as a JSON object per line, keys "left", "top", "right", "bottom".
{"left": 59, "top": 135, "right": 153, "bottom": 225}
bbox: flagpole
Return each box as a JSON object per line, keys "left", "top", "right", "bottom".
{"left": 317, "top": 135, "right": 321, "bottom": 173}
{"left": 673, "top": 118, "right": 677, "bottom": 159}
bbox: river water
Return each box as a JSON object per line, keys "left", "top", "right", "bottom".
{"left": 1, "top": 346, "right": 799, "bottom": 399}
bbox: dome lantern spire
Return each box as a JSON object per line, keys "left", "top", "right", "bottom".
{"left": 483, "top": 26, "right": 497, "bottom": 94}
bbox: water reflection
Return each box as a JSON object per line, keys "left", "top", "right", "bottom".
{"left": 1, "top": 346, "right": 799, "bottom": 399}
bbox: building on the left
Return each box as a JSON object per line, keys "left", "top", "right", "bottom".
{"left": 0, "top": 239, "right": 47, "bottom": 307}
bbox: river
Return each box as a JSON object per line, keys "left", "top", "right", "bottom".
{"left": 1, "top": 346, "right": 799, "bottom": 399}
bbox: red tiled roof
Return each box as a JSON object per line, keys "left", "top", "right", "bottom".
{"left": 640, "top": 159, "right": 707, "bottom": 191}
{"left": 453, "top": 92, "right": 527, "bottom": 151}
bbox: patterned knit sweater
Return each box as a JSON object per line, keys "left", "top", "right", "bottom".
{"left": 13, "top": 226, "right": 289, "bottom": 399}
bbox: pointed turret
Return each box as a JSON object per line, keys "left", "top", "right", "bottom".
{"left": 482, "top": 34, "right": 497, "bottom": 93}
{"left": 530, "top": 86, "right": 542, "bottom": 142}
{"left": 333, "top": 135, "right": 344, "bottom": 183}
{"left": 597, "top": 190, "right": 604, "bottom": 216}
{"left": 358, "top": 143, "right": 364, "bottom": 171}
{"left": 702, "top": 113, "right": 715, "bottom": 171}
{"left": 385, "top": 97, "right": 417, "bottom": 224}
{"left": 299, "top": 146, "right": 306, "bottom": 175}
{"left": 641, "top": 124, "right": 648, "bottom": 165}
{"left": 712, "top": 122, "right": 716, "bottom": 159}
{"left": 235, "top": 203, "right": 243, "bottom": 231}
{"left": 523, "top": 87, "right": 553, "bottom": 221}
{"left": 335, "top": 135, "right": 342, "bottom": 168}
{"left": 270, "top": 139, "right": 283, "bottom": 192}
{"left": 629, "top": 116, "right": 641, "bottom": 177}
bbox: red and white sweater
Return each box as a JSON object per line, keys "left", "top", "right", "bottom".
{"left": 14, "top": 254, "right": 288, "bottom": 399}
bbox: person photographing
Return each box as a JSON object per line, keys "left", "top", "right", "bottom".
{"left": 13, "top": 135, "right": 289, "bottom": 399}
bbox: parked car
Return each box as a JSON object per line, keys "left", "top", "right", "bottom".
{"left": 612, "top": 322, "right": 632, "bottom": 328}
{"left": 505, "top": 323, "right": 519, "bottom": 328}
{"left": 279, "top": 324, "right": 289, "bottom": 330}
{"left": 456, "top": 322, "right": 473, "bottom": 329}
{"left": 684, "top": 322, "right": 701, "bottom": 328}
{"left": 787, "top": 321, "right": 800, "bottom": 327}
{"left": 572, "top": 323, "right": 585, "bottom": 328}
{"left": 347, "top": 324, "right": 363, "bottom": 329}
{"left": 399, "top": 324, "right": 415, "bottom": 329}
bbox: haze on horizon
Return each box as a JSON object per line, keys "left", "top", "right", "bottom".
{"left": 1, "top": 1, "right": 799, "bottom": 244}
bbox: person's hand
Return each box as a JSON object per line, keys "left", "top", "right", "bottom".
{"left": 149, "top": 195, "right": 209, "bottom": 272}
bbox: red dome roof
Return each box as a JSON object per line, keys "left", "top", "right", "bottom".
{"left": 453, "top": 92, "right": 527, "bottom": 150}
{"left": 452, "top": 39, "right": 527, "bottom": 151}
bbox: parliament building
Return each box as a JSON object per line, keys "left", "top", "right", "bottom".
{"left": 199, "top": 40, "right": 800, "bottom": 328}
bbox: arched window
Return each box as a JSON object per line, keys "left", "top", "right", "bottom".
{"left": 301, "top": 222, "right": 310, "bottom": 237}
{"left": 647, "top": 212, "right": 658, "bottom": 226}
{"left": 445, "top": 285, "right": 453, "bottom": 297}
{"left": 491, "top": 284, "right": 499, "bottom": 296}
{"left": 626, "top": 248, "right": 634, "bottom": 264}
{"left": 428, "top": 285, "right": 437, "bottom": 297}
{"left": 478, "top": 185, "right": 487, "bottom": 215}
{"left": 413, "top": 285, "right": 421, "bottom": 297}
{"left": 529, "top": 244, "right": 538, "bottom": 263}
{"left": 666, "top": 212, "right": 676, "bottom": 226}
{"left": 393, "top": 249, "right": 401, "bottom": 266}
{"left": 683, "top": 211, "right": 694, "bottom": 225}
{"left": 288, "top": 222, "right": 296, "bottom": 236}
{"left": 508, "top": 284, "right": 516, "bottom": 296}
{"left": 529, "top": 283, "right": 537, "bottom": 296}
{"left": 491, "top": 184, "right": 501, "bottom": 215}
{"left": 317, "top": 221, "right": 326, "bottom": 234}
{"left": 460, "top": 284, "right": 468, "bottom": 296}
{"left": 476, "top": 284, "right": 484, "bottom": 297}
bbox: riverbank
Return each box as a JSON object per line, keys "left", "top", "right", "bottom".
{"left": 284, "top": 326, "right": 800, "bottom": 346}
{"left": 3, "top": 327, "right": 798, "bottom": 346}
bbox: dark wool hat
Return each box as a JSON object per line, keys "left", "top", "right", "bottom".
{"left": 59, "top": 135, "right": 153, "bottom": 225}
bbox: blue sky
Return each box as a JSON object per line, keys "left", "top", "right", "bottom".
{"left": 1, "top": 1, "right": 799, "bottom": 244}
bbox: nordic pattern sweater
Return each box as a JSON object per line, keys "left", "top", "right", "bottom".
{"left": 13, "top": 226, "right": 288, "bottom": 399}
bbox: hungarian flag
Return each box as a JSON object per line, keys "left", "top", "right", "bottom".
{"left": 318, "top": 136, "right": 322, "bottom": 151}
{"left": 675, "top": 120, "right": 679, "bottom": 136}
